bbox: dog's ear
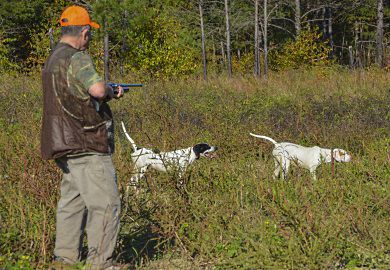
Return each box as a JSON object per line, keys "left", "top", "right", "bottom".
{"left": 192, "top": 144, "right": 200, "bottom": 159}
{"left": 333, "top": 149, "right": 350, "bottom": 162}
{"left": 193, "top": 143, "right": 210, "bottom": 159}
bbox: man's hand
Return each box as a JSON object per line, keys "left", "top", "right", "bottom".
{"left": 113, "top": 85, "right": 124, "bottom": 99}
{"left": 107, "top": 85, "right": 124, "bottom": 100}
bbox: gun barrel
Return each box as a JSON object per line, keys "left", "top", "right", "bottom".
{"left": 108, "top": 82, "right": 143, "bottom": 88}
{"left": 119, "top": 83, "right": 143, "bottom": 87}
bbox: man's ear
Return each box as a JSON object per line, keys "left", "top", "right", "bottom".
{"left": 81, "top": 27, "right": 90, "bottom": 41}
{"left": 82, "top": 28, "right": 88, "bottom": 40}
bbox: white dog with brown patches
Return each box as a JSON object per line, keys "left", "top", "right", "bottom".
{"left": 121, "top": 122, "right": 217, "bottom": 188}
{"left": 250, "top": 133, "right": 351, "bottom": 180}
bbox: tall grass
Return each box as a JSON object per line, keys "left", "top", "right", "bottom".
{"left": 0, "top": 68, "right": 389, "bottom": 269}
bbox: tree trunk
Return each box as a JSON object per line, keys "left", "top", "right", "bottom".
{"left": 358, "top": 23, "right": 363, "bottom": 68}
{"left": 375, "top": 0, "right": 384, "bottom": 68}
{"left": 224, "top": 0, "right": 232, "bottom": 77}
{"left": 254, "top": 0, "right": 260, "bottom": 76}
{"left": 263, "top": 0, "right": 268, "bottom": 78}
{"left": 341, "top": 25, "right": 346, "bottom": 63}
{"left": 104, "top": 21, "right": 110, "bottom": 82}
{"left": 328, "top": 7, "right": 334, "bottom": 59}
{"left": 199, "top": 0, "right": 207, "bottom": 80}
{"left": 295, "top": 0, "right": 301, "bottom": 36}
{"left": 221, "top": 41, "right": 225, "bottom": 63}
{"left": 48, "top": 28, "right": 54, "bottom": 51}
{"left": 120, "top": 10, "right": 128, "bottom": 75}
{"left": 354, "top": 21, "right": 360, "bottom": 68}
{"left": 322, "top": 7, "right": 327, "bottom": 39}
{"left": 212, "top": 35, "right": 216, "bottom": 58}
{"left": 348, "top": 45, "right": 354, "bottom": 69}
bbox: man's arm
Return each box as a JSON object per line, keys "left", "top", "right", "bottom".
{"left": 88, "top": 82, "right": 124, "bottom": 101}
{"left": 88, "top": 81, "right": 107, "bottom": 100}
{"left": 70, "top": 51, "right": 124, "bottom": 101}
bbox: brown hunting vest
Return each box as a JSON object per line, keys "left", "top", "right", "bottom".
{"left": 41, "top": 43, "right": 113, "bottom": 160}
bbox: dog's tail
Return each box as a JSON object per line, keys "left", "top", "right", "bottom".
{"left": 121, "top": 121, "right": 138, "bottom": 152}
{"left": 249, "top": 133, "right": 278, "bottom": 145}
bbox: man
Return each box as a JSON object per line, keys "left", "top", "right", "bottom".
{"left": 41, "top": 5, "right": 127, "bottom": 270}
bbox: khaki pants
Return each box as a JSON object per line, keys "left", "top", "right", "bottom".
{"left": 54, "top": 154, "right": 121, "bottom": 270}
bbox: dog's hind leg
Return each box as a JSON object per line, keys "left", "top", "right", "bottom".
{"left": 273, "top": 158, "right": 281, "bottom": 180}
{"left": 280, "top": 158, "right": 290, "bottom": 180}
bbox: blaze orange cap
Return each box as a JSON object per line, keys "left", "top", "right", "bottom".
{"left": 60, "top": 6, "right": 100, "bottom": 29}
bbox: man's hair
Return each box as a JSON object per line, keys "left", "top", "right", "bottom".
{"left": 61, "top": 25, "right": 90, "bottom": 37}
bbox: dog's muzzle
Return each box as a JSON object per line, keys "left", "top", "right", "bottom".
{"left": 205, "top": 152, "right": 217, "bottom": 159}
{"left": 204, "top": 146, "right": 218, "bottom": 159}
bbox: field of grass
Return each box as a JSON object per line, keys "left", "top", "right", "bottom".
{"left": 0, "top": 68, "right": 389, "bottom": 269}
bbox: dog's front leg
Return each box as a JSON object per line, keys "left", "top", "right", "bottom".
{"left": 177, "top": 169, "right": 186, "bottom": 186}
{"left": 129, "top": 166, "right": 148, "bottom": 194}
{"left": 130, "top": 174, "right": 139, "bottom": 186}
{"left": 127, "top": 174, "right": 139, "bottom": 195}
{"left": 309, "top": 166, "right": 318, "bottom": 181}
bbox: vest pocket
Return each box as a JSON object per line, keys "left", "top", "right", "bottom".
{"left": 62, "top": 115, "right": 79, "bottom": 146}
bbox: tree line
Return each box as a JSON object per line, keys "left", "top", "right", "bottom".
{"left": 0, "top": 0, "right": 389, "bottom": 79}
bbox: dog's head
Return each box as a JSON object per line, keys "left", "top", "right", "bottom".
{"left": 193, "top": 143, "right": 218, "bottom": 159}
{"left": 332, "top": 149, "right": 352, "bottom": 163}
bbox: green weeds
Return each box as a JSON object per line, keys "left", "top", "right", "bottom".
{"left": 0, "top": 69, "right": 389, "bottom": 269}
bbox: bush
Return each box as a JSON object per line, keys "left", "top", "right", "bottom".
{"left": 0, "top": 31, "right": 19, "bottom": 72}
{"left": 271, "top": 26, "right": 334, "bottom": 71}
{"left": 124, "top": 15, "right": 199, "bottom": 79}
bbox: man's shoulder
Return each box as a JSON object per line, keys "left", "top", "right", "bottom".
{"left": 68, "top": 50, "right": 102, "bottom": 93}
{"left": 69, "top": 51, "right": 95, "bottom": 76}
{"left": 70, "top": 51, "right": 93, "bottom": 65}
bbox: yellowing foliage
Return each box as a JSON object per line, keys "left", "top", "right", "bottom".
{"left": 232, "top": 52, "right": 255, "bottom": 75}
{"left": 0, "top": 32, "right": 18, "bottom": 72}
{"left": 272, "top": 26, "right": 334, "bottom": 71}
{"left": 126, "top": 16, "right": 198, "bottom": 79}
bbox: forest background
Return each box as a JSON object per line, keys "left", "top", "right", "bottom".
{"left": 0, "top": 0, "right": 389, "bottom": 269}
{"left": 0, "top": 0, "right": 389, "bottom": 76}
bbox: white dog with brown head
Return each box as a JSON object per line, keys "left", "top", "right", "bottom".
{"left": 250, "top": 133, "right": 351, "bottom": 180}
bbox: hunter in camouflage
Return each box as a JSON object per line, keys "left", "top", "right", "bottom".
{"left": 41, "top": 5, "right": 127, "bottom": 270}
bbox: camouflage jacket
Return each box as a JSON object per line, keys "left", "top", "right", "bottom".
{"left": 41, "top": 42, "right": 113, "bottom": 160}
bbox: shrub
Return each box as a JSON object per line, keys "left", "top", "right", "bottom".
{"left": 271, "top": 26, "right": 334, "bottom": 71}
{"left": 125, "top": 16, "right": 198, "bottom": 79}
{"left": 0, "top": 31, "right": 19, "bottom": 72}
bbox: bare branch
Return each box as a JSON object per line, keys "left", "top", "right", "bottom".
{"left": 268, "top": 23, "right": 294, "bottom": 37}
{"left": 267, "top": 4, "right": 279, "bottom": 20}
{"left": 272, "top": 17, "right": 296, "bottom": 25}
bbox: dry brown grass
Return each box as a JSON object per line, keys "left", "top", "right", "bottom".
{"left": 0, "top": 68, "right": 389, "bottom": 269}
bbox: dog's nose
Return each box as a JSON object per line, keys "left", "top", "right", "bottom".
{"left": 214, "top": 146, "right": 218, "bottom": 150}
